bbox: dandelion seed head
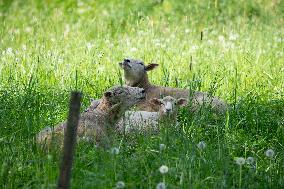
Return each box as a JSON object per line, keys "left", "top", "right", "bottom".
{"left": 218, "top": 35, "right": 225, "bottom": 43}
{"left": 64, "top": 24, "right": 70, "bottom": 38}
{"left": 130, "top": 47, "right": 137, "bottom": 52}
{"left": 111, "top": 147, "right": 120, "bottom": 155}
{"left": 115, "top": 181, "right": 125, "bottom": 188}
{"left": 185, "top": 29, "right": 190, "bottom": 34}
{"left": 77, "top": 0, "right": 84, "bottom": 7}
{"left": 229, "top": 33, "right": 239, "bottom": 41}
{"left": 236, "top": 157, "right": 245, "bottom": 166}
{"left": 156, "top": 182, "right": 166, "bottom": 189}
{"left": 197, "top": 141, "right": 206, "bottom": 150}
{"left": 6, "top": 47, "right": 13, "bottom": 56}
{"left": 58, "top": 58, "right": 63, "bottom": 64}
{"left": 159, "top": 144, "right": 166, "bottom": 151}
{"left": 22, "top": 45, "right": 27, "bottom": 51}
{"left": 265, "top": 149, "right": 275, "bottom": 158}
{"left": 86, "top": 42, "right": 93, "bottom": 50}
{"left": 25, "top": 27, "right": 32, "bottom": 33}
{"left": 191, "top": 45, "right": 198, "bottom": 52}
{"left": 78, "top": 8, "right": 87, "bottom": 14}
{"left": 207, "top": 40, "right": 214, "bottom": 46}
{"left": 246, "top": 157, "right": 254, "bottom": 164}
{"left": 159, "top": 165, "right": 169, "bottom": 174}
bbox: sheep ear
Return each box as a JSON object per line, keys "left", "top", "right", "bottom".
{"left": 176, "top": 98, "right": 188, "bottom": 107}
{"left": 149, "top": 98, "right": 162, "bottom": 106}
{"left": 145, "top": 63, "right": 159, "bottom": 71}
{"left": 104, "top": 91, "right": 113, "bottom": 98}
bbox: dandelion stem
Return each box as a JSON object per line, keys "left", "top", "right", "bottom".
{"left": 239, "top": 165, "right": 242, "bottom": 189}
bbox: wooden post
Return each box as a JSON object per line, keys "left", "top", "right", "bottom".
{"left": 57, "top": 91, "right": 82, "bottom": 189}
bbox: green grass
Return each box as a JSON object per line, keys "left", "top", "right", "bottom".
{"left": 0, "top": 0, "right": 283, "bottom": 188}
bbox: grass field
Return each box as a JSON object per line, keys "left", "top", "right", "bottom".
{"left": 0, "top": 0, "right": 284, "bottom": 188}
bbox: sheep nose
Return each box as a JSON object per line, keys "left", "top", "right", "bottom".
{"left": 166, "top": 108, "right": 171, "bottom": 113}
{"left": 124, "top": 58, "right": 130, "bottom": 63}
{"left": 141, "top": 89, "right": 145, "bottom": 93}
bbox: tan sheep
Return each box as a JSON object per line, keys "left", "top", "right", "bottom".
{"left": 119, "top": 58, "right": 228, "bottom": 113}
{"left": 116, "top": 96, "right": 187, "bottom": 134}
{"left": 37, "top": 86, "right": 146, "bottom": 147}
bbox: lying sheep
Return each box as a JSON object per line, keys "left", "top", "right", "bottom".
{"left": 119, "top": 58, "right": 228, "bottom": 113}
{"left": 37, "top": 86, "right": 146, "bottom": 146}
{"left": 116, "top": 96, "right": 187, "bottom": 134}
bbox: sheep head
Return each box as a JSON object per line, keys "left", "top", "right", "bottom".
{"left": 149, "top": 96, "right": 187, "bottom": 116}
{"left": 119, "top": 58, "right": 158, "bottom": 87}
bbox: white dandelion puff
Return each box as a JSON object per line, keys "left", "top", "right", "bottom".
{"left": 229, "top": 33, "right": 239, "bottom": 41}
{"left": 22, "top": 45, "right": 27, "bottom": 51}
{"left": 25, "top": 27, "right": 32, "bottom": 33}
{"left": 197, "top": 141, "right": 206, "bottom": 150}
{"left": 265, "top": 149, "right": 275, "bottom": 158}
{"left": 159, "top": 144, "right": 166, "bottom": 151}
{"left": 130, "top": 47, "right": 137, "bottom": 52}
{"left": 185, "top": 29, "right": 190, "bottom": 34}
{"left": 6, "top": 47, "right": 13, "bottom": 56}
{"left": 77, "top": 0, "right": 84, "bottom": 7}
{"left": 111, "top": 147, "right": 120, "bottom": 155}
{"left": 155, "top": 42, "right": 161, "bottom": 47}
{"left": 77, "top": 8, "right": 87, "bottom": 14}
{"left": 115, "top": 181, "right": 125, "bottom": 188}
{"left": 58, "top": 58, "right": 63, "bottom": 64}
{"left": 191, "top": 45, "right": 198, "bottom": 52}
{"left": 86, "top": 42, "right": 93, "bottom": 50}
{"left": 218, "top": 35, "right": 225, "bottom": 43}
{"left": 98, "top": 52, "right": 104, "bottom": 58}
{"left": 207, "top": 40, "right": 214, "bottom": 46}
{"left": 64, "top": 24, "right": 70, "bottom": 38}
{"left": 159, "top": 165, "right": 169, "bottom": 174}
{"left": 236, "top": 157, "right": 245, "bottom": 166}
{"left": 246, "top": 157, "right": 254, "bottom": 164}
{"left": 156, "top": 182, "right": 166, "bottom": 189}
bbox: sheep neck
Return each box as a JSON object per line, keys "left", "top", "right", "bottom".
{"left": 132, "top": 74, "right": 154, "bottom": 91}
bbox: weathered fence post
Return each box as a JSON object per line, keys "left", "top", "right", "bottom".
{"left": 57, "top": 91, "right": 82, "bottom": 189}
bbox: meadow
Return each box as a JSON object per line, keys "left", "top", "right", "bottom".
{"left": 0, "top": 0, "right": 283, "bottom": 188}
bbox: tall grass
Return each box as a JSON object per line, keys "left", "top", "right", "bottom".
{"left": 0, "top": 0, "right": 283, "bottom": 188}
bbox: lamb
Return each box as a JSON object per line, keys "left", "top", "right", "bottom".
{"left": 37, "top": 86, "right": 146, "bottom": 146}
{"left": 116, "top": 96, "right": 187, "bottom": 134}
{"left": 119, "top": 58, "right": 228, "bottom": 113}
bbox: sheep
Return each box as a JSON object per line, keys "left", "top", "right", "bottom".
{"left": 119, "top": 58, "right": 228, "bottom": 114}
{"left": 116, "top": 96, "right": 187, "bottom": 134}
{"left": 37, "top": 86, "right": 146, "bottom": 146}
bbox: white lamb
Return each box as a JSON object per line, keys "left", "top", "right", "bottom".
{"left": 116, "top": 96, "right": 187, "bottom": 134}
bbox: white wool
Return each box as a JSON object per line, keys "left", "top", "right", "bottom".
{"left": 116, "top": 111, "right": 159, "bottom": 133}
{"left": 116, "top": 96, "right": 182, "bottom": 134}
